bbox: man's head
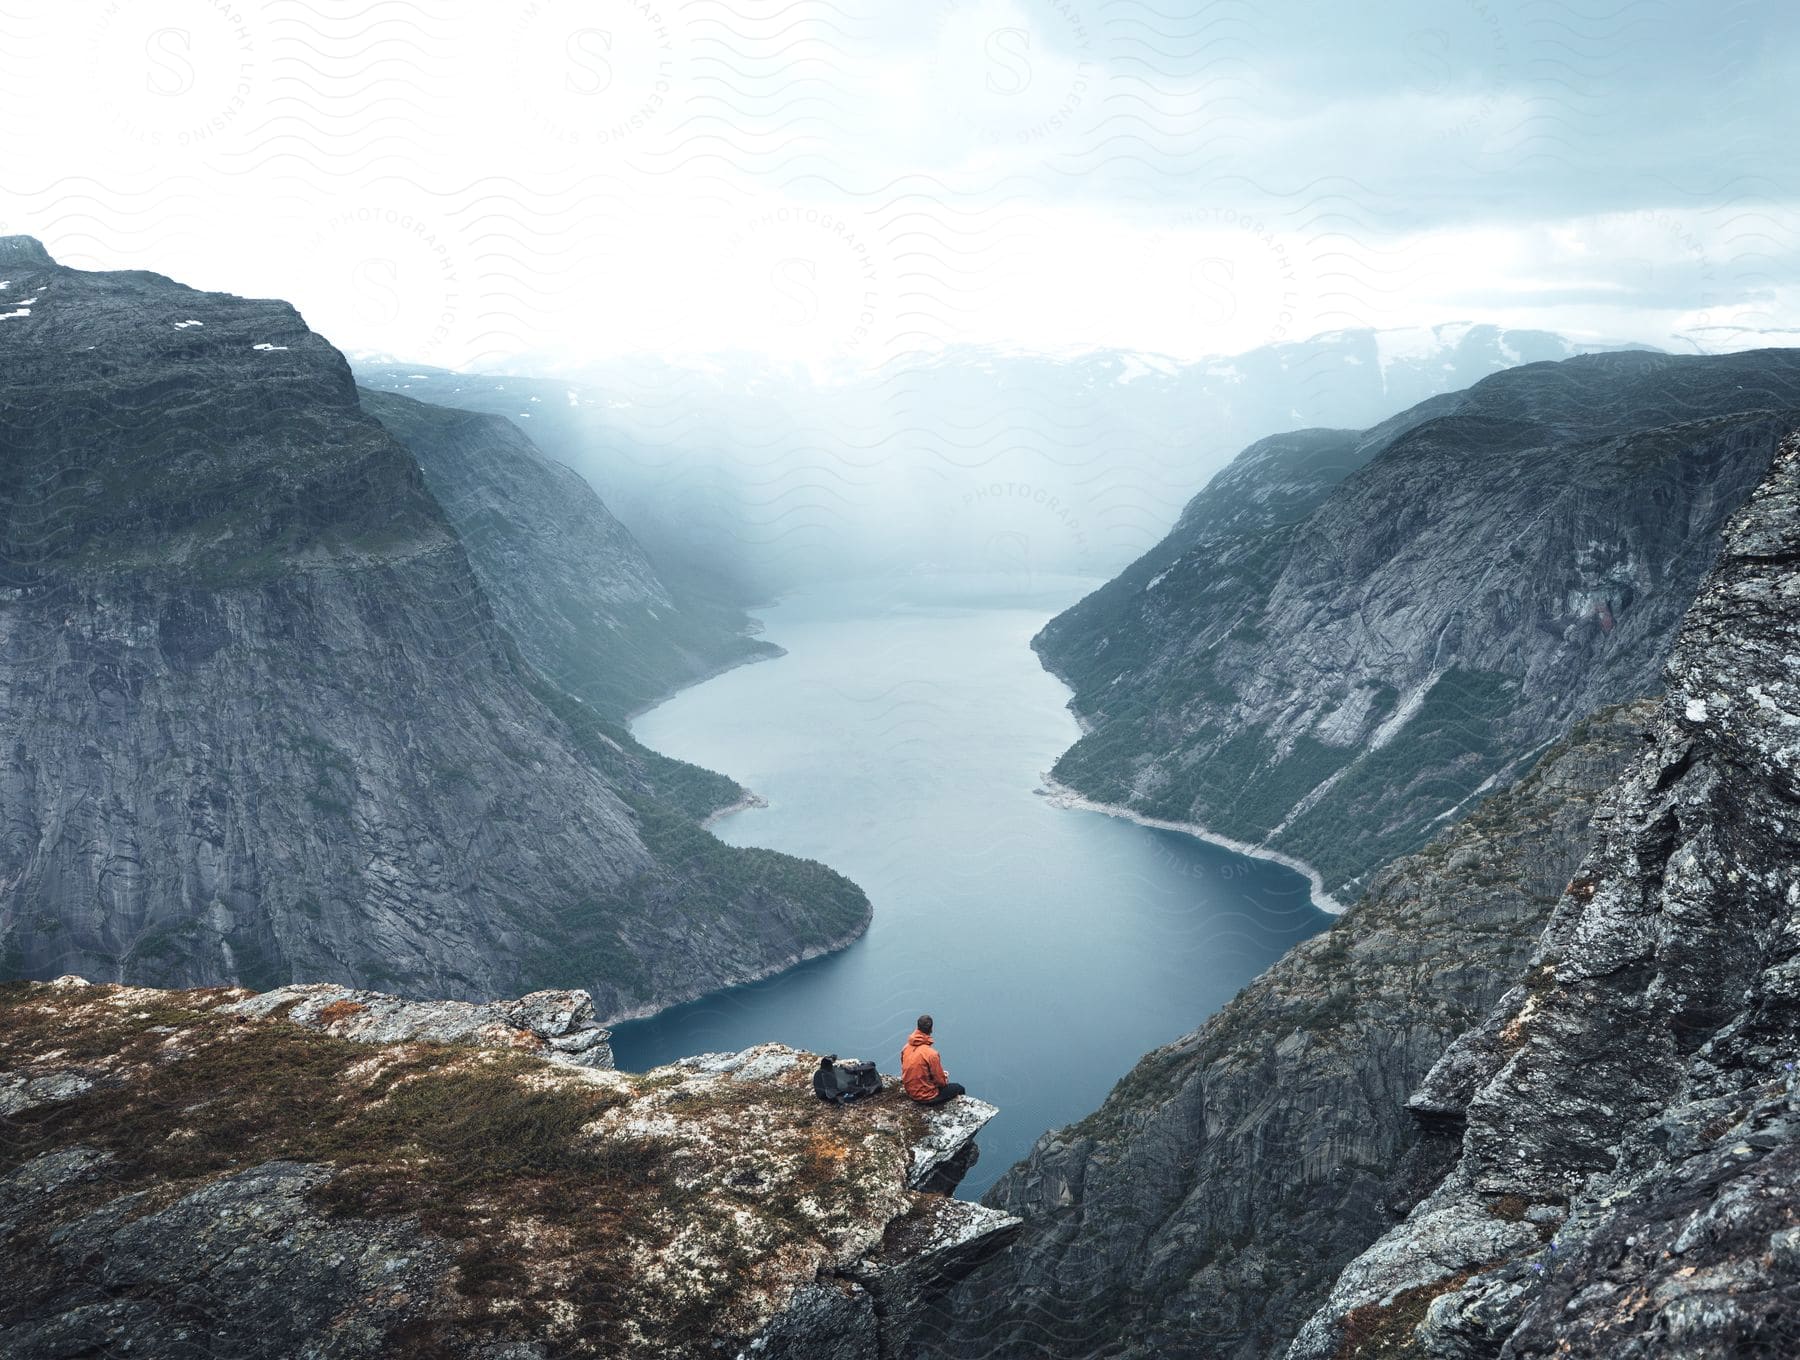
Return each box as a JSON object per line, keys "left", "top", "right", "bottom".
{"left": 917, "top": 1014, "right": 933, "bottom": 1035}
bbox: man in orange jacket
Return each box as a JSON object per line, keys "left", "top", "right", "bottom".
{"left": 900, "top": 1014, "right": 966, "bottom": 1105}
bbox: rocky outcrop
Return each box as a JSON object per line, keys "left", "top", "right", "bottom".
{"left": 920, "top": 700, "right": 1657, "bottom": 1358}
{"left": 221, "top": 980, "right": 616, "bottom": 1069}
{"left": 0, "top": 976, "right": 1014, "bottom": 1358}
{"left": 361, "top": 388, "right": 778, "bottom": 721}
{"left": 1284, "top": 431, "right": 1800, "bottom": 1358}
{"left": 1037, "top": 349, "right": 1800, "bottom": 901}
{"left": 0, "top": 237, "right": 869, "bottom": 1019}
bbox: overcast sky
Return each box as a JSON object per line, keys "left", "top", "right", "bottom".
{"left": 3, "top": 0, "right": 1795, "bottom": 370}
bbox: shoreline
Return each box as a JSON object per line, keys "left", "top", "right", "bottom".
{"left": 610, "top": 598, "right": 861, "bottom": 1031}
{"left": 703, "top": 789, "right": 770, "bottom": 827}
{"left": 625, "top": 617, "right": 784, "bottom": 832}
{"left": 598, "top": 916, "right": 871, "bottom": 1031}
{"left": 623, "top": 638, "right": 788, "bottom": 724}
{"left": 1037, "top": 775, "right": 1347, "bottom": 916}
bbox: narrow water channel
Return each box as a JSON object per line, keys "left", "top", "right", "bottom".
{"left": 615, "top": 573, "right": 1327, "bottom": 1197}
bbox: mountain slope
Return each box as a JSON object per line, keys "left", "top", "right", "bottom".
{"left": 0, "top": 237, "right": 867, "bottom": 1020}
{"left": 1289, "top": 429, "right": 1800, "bottom": 1359}
{"left": 1037, "top": 350, "right": 1800, "bottom": 900}
{"left": 919, "top": 699, "right": 1657, "bottom": 1359}
{"left": 360, "top": 388, "right": 778, "bottom": 720}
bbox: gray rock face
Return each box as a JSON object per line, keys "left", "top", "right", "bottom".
{"left": 1288, "top": 430, "right": 1800, "bottom": 1359}
{"left": 0, "top": 236, "right": 868, "bottom": 1021}
{"left": 2, "top": 1160, "right": 452, "bottom": 1360}
{"left": 0, "top": 235, "right": 52, "bottom": 264}
{"left": 1037, "top": 349, "right": 1800, "bottom": 900}
{"left": 920, "top": 701, "right": 1655, "bottom": 1359}
{"left": 749, "top": 1197, "right": 1022, "bottom": 1360}
{"left": 361, "top": 388, "right": 778, "bottom": 721}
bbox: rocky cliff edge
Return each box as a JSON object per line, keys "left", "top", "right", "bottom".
{"left": 1288, "top": 430, "right": 1800, "bottom": 1359}
{"left": 0, "top": 976, "right": 1012, "bottom": 1358}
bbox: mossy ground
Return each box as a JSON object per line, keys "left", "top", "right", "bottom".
{"left": 0, "top": 981, "right": 932, "bottom": 1357}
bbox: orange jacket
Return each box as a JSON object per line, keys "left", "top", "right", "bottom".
{"left": 901, "top": 1029, "right": 948, "bottom": 1102}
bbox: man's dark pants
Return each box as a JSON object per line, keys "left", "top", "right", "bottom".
{"left": 918, "top": 1081, "right": 966, "bottom": 1107}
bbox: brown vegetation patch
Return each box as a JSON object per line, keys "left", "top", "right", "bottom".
{"left": 0, "top": 988, "right": 659, "bottom": 1351}
{"left": 804, "top": 1130, "right": 851, "bottom": 1176}
{"left": 1486, "top": 1193, "right": 1530, "bottom": 1222}
{"left": 312, "top": 999, "right": 367, "bottom": 1025}
{"left": 0, "top": 984, "right": 938, "bottom": 1357}
{"left": 1333, "top": 1270, "right": 1477, "bottom": 1359}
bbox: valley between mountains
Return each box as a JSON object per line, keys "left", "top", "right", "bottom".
{"left": 4, "top": 234, "right": 1799, "bottom": 1357}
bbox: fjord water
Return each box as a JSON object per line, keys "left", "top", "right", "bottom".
{"left": 615, "top": 574, "right": 1327, "bottom": 1197}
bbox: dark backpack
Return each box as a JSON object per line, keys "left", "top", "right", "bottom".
{"left": 813, "top": 1055, "right": 881, "bottom": 1104}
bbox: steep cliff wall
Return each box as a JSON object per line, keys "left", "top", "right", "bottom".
{"left": 361, "top": 388, "right": 778, "bottom": 721}
{"left": 921, "top": 701, "right": 1656, "bottom": 1358}
{"left": 933, "top": 425, "right": 1800, "bottom": 1359}
{"left": 0, "top": 237, "right": 867, "bottom": 1020}
{"left": 1037, "top": 350, "right": 1800, "bottom": 901}
{"left": 0, "top": 976, "right": 1014, "bottom": 1358}
{"left": 1287, "top": 431, "right": 1800, "bottom": 1358}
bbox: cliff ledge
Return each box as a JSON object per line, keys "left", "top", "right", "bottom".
{"left": 0, "top": 976, "right": 1012, "bottom": 1358}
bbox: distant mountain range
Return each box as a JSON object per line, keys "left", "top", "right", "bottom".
{"left": 0, "top": 236, "right": 866, "bottom": 1021}
{"left": 355, "top": 324, "right": 1656, "bottom": 598}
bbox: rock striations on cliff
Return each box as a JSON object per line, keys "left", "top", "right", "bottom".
{"left": 0, "top": 975, "right": 1014, "bottom": 1358}
{"left": 920, "top": 700, "right": 1658, "bottom": 1359}
{"left": 0, "top": 237, "right": 868, "bottom": 1019}
{"left": 1036, "top": 349, "right": 1800, "bottom": 903}
{"left": 1286, "top": 430, "right": 1800, "bottom": 1359}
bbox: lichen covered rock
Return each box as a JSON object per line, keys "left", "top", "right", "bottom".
{"left": 1288, "top": 431, "right": 1800, "bottom": 1359}
{"left": 0, "top": 977, "right": 1013, "bottom": 1358}
{"left": 921, "top": 699, "right": 1656, "bottom": 1359}
{"left": 222, "top": 980, "right": 615, "bottom": 1068}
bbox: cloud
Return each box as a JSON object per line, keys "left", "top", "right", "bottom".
{"left": 0, "top": 0, "right": 1790, "bottom": 366}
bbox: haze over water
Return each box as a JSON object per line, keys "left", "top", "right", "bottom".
{"left": 615, "top": 573, "right": 1327, "bottom": 1198}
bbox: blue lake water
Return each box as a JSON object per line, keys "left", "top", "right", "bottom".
{"left": 616, "top": 573, "right": 1327, "bottom": 1198}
